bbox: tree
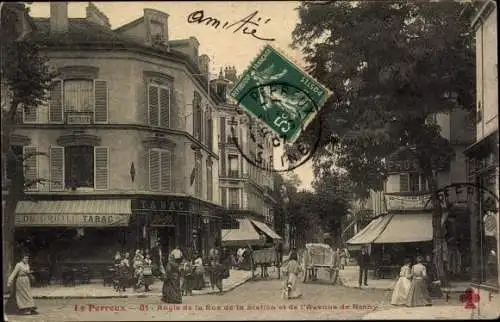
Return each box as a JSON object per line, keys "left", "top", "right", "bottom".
{"left": 1, "top": 3, "right": 54, "bottom": 287}
{"left": 292, "top": 1, "right": 475, "bottom": 285}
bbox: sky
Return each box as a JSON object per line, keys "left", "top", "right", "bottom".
{"left": 27, "top": 1, "right": 316, "bottom": 190}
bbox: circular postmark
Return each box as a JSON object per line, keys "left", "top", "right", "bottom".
{"left": 229, "top": 81, "right": 323, "bottom": 173}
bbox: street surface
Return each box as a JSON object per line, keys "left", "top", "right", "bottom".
{"left": 6, "top": 277, "right": 392, "bottom": 321}
{"left": 5, "top": 270, "right": 459, "bottom": 321}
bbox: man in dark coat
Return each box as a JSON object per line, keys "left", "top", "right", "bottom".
{"left": 357, "top": 246, "right": 370, "bottom": 287}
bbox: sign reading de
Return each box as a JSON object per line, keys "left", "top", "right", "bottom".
{"left": 229, "top": 45, "right": 332, "bottom": 143}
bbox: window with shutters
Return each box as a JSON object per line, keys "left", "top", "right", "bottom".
{"left": 149, "top": 149, "right": 172, "bottom": 192}
{"left": 49, "top": 79, "right": 108, "bottom": 124}
{"left": 5, "top": 145, "right": 24, "bottom": 188}
{"left": 193, "top": 92, "right": 202, "bottom": 141}
{"left": 23, "top": 146, "right": 38, "bottom": 191}
{"left": 206, "top": 159, "right": 213, "bottom": 201}
{"left": 195, "top": 154, "right": 202, "bottom": 197}
{"left": 148, "top": 83, "right": 170, "bottom": 128}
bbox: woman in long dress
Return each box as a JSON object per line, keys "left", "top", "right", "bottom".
{"left": 160, "top": 253, "right": 182, "bottom": 303}
{"left": 281, "top": 251, "right": 303, "bottom": 299}
{"left": 5, "top": 254, "right": 38, "bottom": 315}
{"left": 391, "top": 258, "right": 412, "bottom": 305}
{"left": 406, "top": 256, "right": 432, "bottom": 307}
{"left": 192, "top": 253, "right": 205, "bottom": 290}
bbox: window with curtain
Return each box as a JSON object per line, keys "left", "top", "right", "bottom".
{"left": 64, "top": 79, "right": 94, "bottom": 112}
{"left": 65, "top": 146, "right": 94, "bottom": 189}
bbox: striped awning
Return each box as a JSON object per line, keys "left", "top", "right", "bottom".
{"left": 346, "top": 215, "right": 392, "bottom": 245}
{"left": 250, "top": 220, "right": 283, "bottom": 240}
{"left": 15, "top": 200, "right": 132, "bottom": 227}
{"left": 373, "top": 213, "right": 433, "bottom": 243}
{"left": 221, "top": 218, "right": 265, "bottom": 247}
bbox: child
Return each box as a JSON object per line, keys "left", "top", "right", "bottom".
{"left": 281, "top": 251, "right": 302, "bottom": 299}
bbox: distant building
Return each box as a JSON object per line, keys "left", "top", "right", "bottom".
{"left": 211, "top": 67, "right": 281, "bottom": 249}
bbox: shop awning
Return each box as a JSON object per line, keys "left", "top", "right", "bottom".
{"left": 250, "top": 220, "right": 282, "bottom": 240}
{"left": 346, "top": 215, "right": 392, "bottom": 245}
{"left": 373, "top": 213, "right": 433, "bottom": 243}
{"left": 221, "top": 218, "right": 265, "bottom": 247}
{"left": 15, "top": 200, "right": 132, "bottom": 227}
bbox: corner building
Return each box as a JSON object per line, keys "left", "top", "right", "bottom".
{"left": 10, "top": 3, "right": 223, "bottom": 276}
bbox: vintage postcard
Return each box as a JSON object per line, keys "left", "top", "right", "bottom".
{"left": 1, "top": 1, "right": 498, "bottom": 321}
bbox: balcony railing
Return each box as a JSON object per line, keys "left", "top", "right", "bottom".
{"left": 65, "top": 111, "right": 93, "bottom": 124}
{"left": 228, "top": 203, "right": 240, "bottom": 209}
{"left": 227, "top": 170, "right": 240, "bottom": 178}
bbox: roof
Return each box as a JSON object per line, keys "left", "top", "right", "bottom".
{"left": 30, "top": 18, "right": 226, "bottom": 103}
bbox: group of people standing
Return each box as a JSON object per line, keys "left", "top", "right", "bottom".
{"left": 113, "top": 249, "right": 154, "bottom": 292}
{"left": 391, "top": 255, "right": 439, "bottom": 307}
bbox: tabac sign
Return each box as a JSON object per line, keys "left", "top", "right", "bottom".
{"left": 133, "top": 197, "right": 198, "bottom": 213}
{"left": 15, "top": 214, "right": 130, "bottom": 227}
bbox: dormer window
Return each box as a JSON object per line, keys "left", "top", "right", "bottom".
{"left": 150, "top": 20, "right": 165, "bottom": 43}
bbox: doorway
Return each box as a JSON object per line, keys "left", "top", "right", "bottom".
{"left": 157, "top": 226, "right": 176, "bottom": 255}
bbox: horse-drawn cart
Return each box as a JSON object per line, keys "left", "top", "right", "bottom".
{"left": 251, "top": 247, "right": 280, "bottom": 279}
{"left": 299, "top": 243, "right": 337, "bottom": 283}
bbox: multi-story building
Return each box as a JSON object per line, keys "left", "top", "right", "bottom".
{"left": 5, "top": 3, "right": 224, "bottom": 271}
{"left": 211, "top": 67, "right": 281, "bottom": 248}
{"left": 347, "top": 107, "right": 475, "bottom": 276}
{"left": 465, "top": 0, "right": 499, "bottom": 318}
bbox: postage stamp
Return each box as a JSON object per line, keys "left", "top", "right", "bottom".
{"left": 229, "top": 45, "right": 332, "bottom": 143}
{"left": 228, "top": 84, "right": 323, "bottom": 172}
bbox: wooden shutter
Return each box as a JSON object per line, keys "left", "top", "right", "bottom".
{"left": 148, "top": 84, "right": 159, "bottom": 126}
{"left": 94, "top": 80, "right": 108, "bottom": 123}
{"left": 160, "top": 150, "right": 172, "bottom": 192}
{"left": 149, "top": 149, "right": 160, "bottom": 191}
{"left": 399, "top": 173, "right": 409, "bottom": 192}
{"left": 22, "top": 105, "right": 37, "bottom": 123}
{"left": 159, "top": 87, "right": 170, "bottom": 128}
{"left": 94, "top": 147, "right": 109, "bottom": 190}
{"left": 23, "top": 146, "right": 38, "bottom": 190}
{"left": 49, "top": 146, "right": 64, "bottom": 191}
{"left": 49, "top": 79, "right": 63, "bottom": 123}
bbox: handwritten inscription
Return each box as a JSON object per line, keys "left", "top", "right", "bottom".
{"left": 187, "top": 10, "right": 275, "bottom": 42}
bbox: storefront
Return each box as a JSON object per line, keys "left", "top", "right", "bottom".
{"left": 464, "top": 130, "right": 499, "bottom": 318}
{"left": 14, "top": 199, "right": 134, "bottom": 279}
{"left": 132, "top": 196, "right": 222, "bottom": 258}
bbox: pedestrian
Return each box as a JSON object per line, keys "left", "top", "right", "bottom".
{"left": 281, "top": 251, "right": 302, "bottom": 299}
{"left": 5, "top": 253, "right": 39, "bottom": 315}
{"left": 357, "top": 246, "right": 370, "bottom": 287}
{"left": 160, "top": 253, "right": 182, "bottom": 303}
{"left": 143, "top": 254, "right": 154, "bottom": 292}
{"left": 330, "top": 248, "right": 341, "bottom": 284}
{"left": 209, "top": 246, "right": 223, "bottom": 292}
{"left": 133, "top": 250, "right": 145, "bottom": 291}
{"left": 391, "top": 258, "right": 412, "bottom": 306}
{"left": 340, "top": 248, "right": 350, "bottom": 269}
{"left": 180, "top": 255, "right": 194, "bottom": 296}
{"left": 192, "top": 253, "right": 205, "bottom": 290}
{"left": 117, "top": 252, "right": 130, "bottom": 292}
{"left": 406, "top": 256, "right": 432, "bottom": 307}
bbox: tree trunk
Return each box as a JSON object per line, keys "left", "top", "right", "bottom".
{"left": 428, "top": 171, "right": 447, "bottom": 287}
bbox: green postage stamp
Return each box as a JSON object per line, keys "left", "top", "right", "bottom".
{"left": 229, "top": 45, "right": 332, "bottom": 143}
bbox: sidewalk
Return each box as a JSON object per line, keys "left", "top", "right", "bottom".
{"left": 3, "top": 269, "right": 253, "bottom": 299}
{"left": 362, "top": 305, "right": 475, "bottom": 320}
{"left": 339, "top": 265, "right": 469, "bottom": 293}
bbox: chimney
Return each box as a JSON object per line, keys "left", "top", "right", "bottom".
{"left": 50, "top": 2, "right": 68, "bottom": 34}
{"left": 198, "top": 54, "right": 210, "bottom": 76}
{"left": 86, "top": 2, "right": 111, "bottom": 28}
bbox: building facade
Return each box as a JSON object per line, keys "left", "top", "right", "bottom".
{"left": 466, "top": 0, "right": 499, "bottom": 318}
{"left": 6, "top": 3, "right": 224, "bottom": 270}
{"left": 211, "top": 68, "right": 279, "bottom": 247}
